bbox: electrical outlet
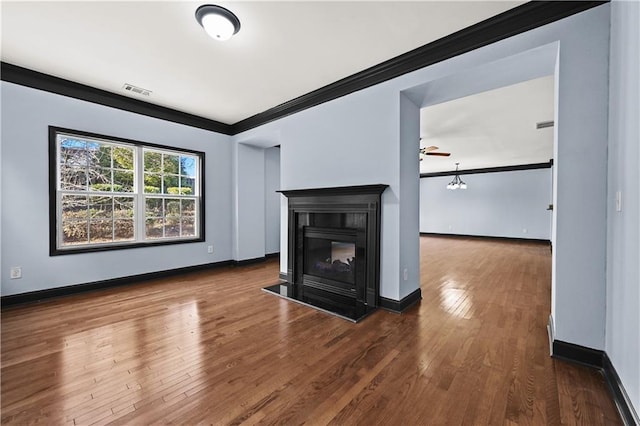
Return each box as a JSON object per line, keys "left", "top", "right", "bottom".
{"left": 616, "top": 191, "right": 622, "bottom": 212}
{"left": 403, "top": 268, "right": 408, "bottom": 281}
{"left": 523, "top": 228, "right": 528, "bottom": 234}
{"left": 10, "top": 267, "right": 22, "bottom": 279}
{"left": 207, "top": 245, "right": 214, "bottom": 254}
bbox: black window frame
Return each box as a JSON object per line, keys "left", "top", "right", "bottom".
{"left": 49, "top": 126, "right": 205, "bottom": 256}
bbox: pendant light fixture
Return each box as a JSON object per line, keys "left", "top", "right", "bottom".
{"left": 446, "top": 163, "right": 467, "bottom": 190}
{"left": 195, "top": 4, "right": 241, "bottom": 41}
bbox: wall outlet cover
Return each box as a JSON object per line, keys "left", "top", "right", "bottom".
{"left": 10, "top": 267, "right": 22, "bottom": 279}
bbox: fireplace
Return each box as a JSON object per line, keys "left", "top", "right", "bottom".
{"left": 265, "top": 185, "right": 387, "bottom": 322}
{"left": 304, "top": 229, "right": 357, "bottom": 286}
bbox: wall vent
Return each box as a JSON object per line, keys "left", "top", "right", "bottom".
{"left": 536, "top": 120, "right": 554, "bottom": 129}
{"left": 122, "top": 83, "right": 152, "bottom": 97}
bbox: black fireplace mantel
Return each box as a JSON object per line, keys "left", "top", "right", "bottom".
{"left": 273, "top": 184, "right": 388, "bottom": 321}
{"left": 278, "top": 184, "right": 389, "bottom": 199}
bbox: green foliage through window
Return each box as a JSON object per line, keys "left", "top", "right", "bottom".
{"left": 54, "top": 129, "right": 202, "bottom": 251}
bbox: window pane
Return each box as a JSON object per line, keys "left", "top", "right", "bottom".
{"left": 91, "top": 144, "right": 112, "bottom": 168}
{"left": 145, "top": 198, "right": 163, "bottom": 218}
{"left": 180, "top": 156, "right": 197, "bottom": 178}
{"left": 180, "top": 176, "right": 195, "bottom": 195}
{"left": 113, "top": 170, "right": 134, "bottom": 192}
{"left": 164, "top": 199, "right": 180, "bottom": 215}
{"left": 181, "top": 218, "right": 195, "bottom": 237}
{"left": 89, "top": 196, "right": 112, "bottom": 219}
{"left": 163, "top": 154, "right": 179, "bottom": 174}
{"left": 59, "top": 138, "right": 88, "bottom": 167}
{"left": 145, "top": 218, "right": 163, "bottom": 239}
{"left": 144, "top": 151, "right": 162, "bottom": 172}
{"left": 164, "top": 198, "right": 180, "bottom": 237}
{"left": 163, "top": 175, "right": 179, "bottom": 194}
{"left": 113, "top": 146, "right": 134, "bottom": 170}
{"left": 62, "top": 220, "right": 89, "bottom": 245}
{"left": 88, "top": 168, "right": 112, "bottom": 191}
{"left": 89, "top": 220, "right": 113, "bottom": 243}
{"left": 62, "top": 195, "right": 89, "bottom": 245}
{"left": 60, "top": 147, "right": 87, "bottom": 166}
{"left": 62, "top": 195, "right": 88, "bottom": 220}
{"left": 165, "top": 221, "right": 180, "bottom": 238}
{"left": 144, "top": 173, "right": 161, "bottom": 193}
{"left": 60, "top": 166, "right": 87, "bottom": 191}
{"left": 114, "top": 220, "right": 134, "bottom": 241}
{"left": 182, "top": 199, "right": 195, "bottom": 216}
{"left": 114, "top": 197, "right": 134, "bottom": 219}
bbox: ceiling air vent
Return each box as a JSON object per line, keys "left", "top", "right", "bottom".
{"left": 536, "top": 120, "right": 554, "bottom": 129}
{"left": 122, "top": 83, "right": 152, "bottom": 97}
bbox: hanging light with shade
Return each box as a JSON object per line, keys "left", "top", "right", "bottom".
{"left": 446, "top": 163, "right": 467, "bottom": 190}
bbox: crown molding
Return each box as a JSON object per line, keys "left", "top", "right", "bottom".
{"left": 231, "top": 1, "right": 607, "bottom": 134}
{"left": 420, "top": 161, "right": 553, "bottom": 178}
{"left": 0, "top": 62, "right": 234, "bottom": 135}
{"left": 1, "top": 2, "right": 607, "bottom": 136}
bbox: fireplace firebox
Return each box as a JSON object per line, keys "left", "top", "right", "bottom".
{"left": 265, "top": 185, "right": 387, "bottom": 322}
{"left": 303, "top": 226, "right": 361, "bottom": 297}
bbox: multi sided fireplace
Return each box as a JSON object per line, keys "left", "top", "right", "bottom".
{"left": 302, "top": 225, "right": 361, "bottom": 298}
{"left": 267, "top": 185, "right": 387, "bottom": 321}
{"left": 304, "top": 228, "right": 358, "bottom": 288}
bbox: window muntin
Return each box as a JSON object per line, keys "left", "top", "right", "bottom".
{"left": 142, "top": 149, "right": 199, "bottom": 240}
{"left": 52, "top": 128, "right": 203, "bottom": 253}
{"left": 60, "top": 194, "right": 136, "bottom": 246}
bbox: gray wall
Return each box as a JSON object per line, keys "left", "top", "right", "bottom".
{"left": 264, "top": 147, "right": 281, "bottom": 255}
{"left": 234, "top": 6, "right": 611, "bottom": 346}
{"left": 235, "top": 85, "right": 417, "bottom": 301}
{"left": 0, "top": 82, "right": 233, "bottom": 296}
{"left": 606, "top": 0, "right": 640, "bottom": 415}
{"left": 232, "top": 143, "right": 266, "bottom": 261}
{"left": 231, "top": 143, "right": 281, "bottom": 261}
{"left": 420, "top": 168, "right": 552, "bottom": 240}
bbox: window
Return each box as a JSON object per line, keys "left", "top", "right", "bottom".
{"left": 50, "top": 127, "right": 204, "bottom": 254}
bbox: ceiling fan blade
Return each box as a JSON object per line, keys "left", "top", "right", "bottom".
{"left": 426, "top": 152, "right": 451, "bottom": 157}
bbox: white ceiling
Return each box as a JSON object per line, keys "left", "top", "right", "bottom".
{"left": 1, "top": 1, "right": 523, "bottom": 125}
{"left": 419, "top": 75, "right": 555, "bottom": 173}
{"left": 3, "top": 1, "right": 552, "bottom": 172}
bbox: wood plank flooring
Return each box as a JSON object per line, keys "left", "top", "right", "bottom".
{"left": 1, "top": 236, "right": 621, "bottom": 425}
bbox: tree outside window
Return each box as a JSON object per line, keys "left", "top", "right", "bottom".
{"left": 51, "top": 127, "right": 203, "bottom": 254}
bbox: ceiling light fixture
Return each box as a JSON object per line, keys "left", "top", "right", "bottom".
{"left": 195, "top": 4, "right": 241, "bottom": 41}
{"left": 446, "top": 163, "right": 467, "bottom": 190}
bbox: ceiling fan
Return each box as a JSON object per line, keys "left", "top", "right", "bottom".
{"left": 419, "top": 145, "right": 451, "bottom": 160}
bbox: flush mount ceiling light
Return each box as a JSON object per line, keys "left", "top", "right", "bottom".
{"left": 195, "top": 4, "right": 241, "bottom": 41}
{"left": 446, "top": 163, "right": 468, "bottom": 190}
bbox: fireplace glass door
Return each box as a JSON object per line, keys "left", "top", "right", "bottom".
{"left": 304, "top": 238, "right": 356, "bottom": 284}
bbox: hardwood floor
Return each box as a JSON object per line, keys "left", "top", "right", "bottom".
{"left": 1, "top": 236, "right": 621, "bottom": 425}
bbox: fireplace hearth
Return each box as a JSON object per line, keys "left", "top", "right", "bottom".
{"left": 264, "top": 185, "right": 387, "bottom": 322}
